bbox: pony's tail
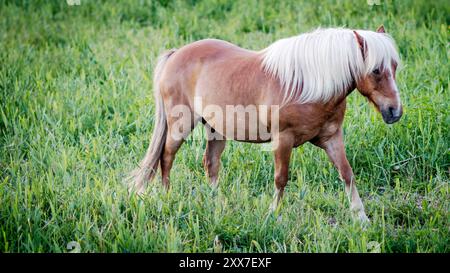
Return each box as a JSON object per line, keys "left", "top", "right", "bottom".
{"left": 128, "top": 49, "right": 176, "bottom": 194}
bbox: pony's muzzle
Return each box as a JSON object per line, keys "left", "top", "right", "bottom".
{"left": 381, "top": 105, "right": 402, "bottom": 124}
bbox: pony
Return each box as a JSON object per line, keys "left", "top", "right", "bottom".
{"left": 129, "top": 26, "right": 402, "bottom": 222}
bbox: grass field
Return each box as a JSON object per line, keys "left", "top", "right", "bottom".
{"left": 0, "top": 0, "right": 448, "bottom": 253}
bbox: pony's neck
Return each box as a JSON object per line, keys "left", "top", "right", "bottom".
{"left": 345, "top": 80, "right": 357, "bottom": 98}
{"left": 315, "top": 79, "right": 357, "bottom": 109}
{"left": 291, "top": 78, "right": 357, "bottom": 108}
{"left": 336, "top": 79, "right": 358, "bottom": 105}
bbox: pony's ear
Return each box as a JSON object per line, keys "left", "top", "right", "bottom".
{"left": 353, "top": 31, "right": 367, "bottom": 59}
{"left": 376, "top": 25, "right": 385, "bottom": 33}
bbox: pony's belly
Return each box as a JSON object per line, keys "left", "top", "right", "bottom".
{"left": 200, "top": 108, "right": 273, "bottom": 142}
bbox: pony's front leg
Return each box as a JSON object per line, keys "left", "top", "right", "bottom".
{"left": 317, "top": 129, "right": 369, "bottom": 223}
{"left": 269, "top": 133, "right": 294, "bottom": 212}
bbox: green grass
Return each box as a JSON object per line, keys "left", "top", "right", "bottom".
{"left": 0, "top": 0, "right": 448, "bottom": 253}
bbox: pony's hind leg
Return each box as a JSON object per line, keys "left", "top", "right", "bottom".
{"left": 202, "top": 124, "right": 226, "bottom": 187}
{"left": 160, "top": 136, "right": 183, "bottom": 190}
{"left": 203, "top": 139, "right": 226, "bottom": 187}
{"left": 160, "top": 105, "right": 199, "bottom": 190}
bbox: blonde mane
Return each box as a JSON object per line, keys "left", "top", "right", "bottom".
{"left": 261, "top": 27, "right": 400, "bottom": 104}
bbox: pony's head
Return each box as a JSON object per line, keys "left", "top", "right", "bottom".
{"left": 354, "top": 26, "right": 402, "bottom": 124}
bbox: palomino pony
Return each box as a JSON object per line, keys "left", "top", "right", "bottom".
{"left": 129, "top": 26, "right": 402, "bottom": 222}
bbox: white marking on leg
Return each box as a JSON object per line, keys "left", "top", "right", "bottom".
{"left": 345, "top": 182, "right": 369, "bottom": 223}
{"left": 210, "top": 176, "right": 219, "bottom": 189}
{"left": 269, "top": 188, "right": 281, "bottom": 212}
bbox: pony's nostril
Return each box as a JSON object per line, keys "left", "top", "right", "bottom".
{"left": 388, "top": 107, "right": 395, "bottom": 117}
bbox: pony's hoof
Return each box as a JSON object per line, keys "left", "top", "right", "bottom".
{"left": 210, "top": 181, "right": 219, "bottom": 190}
{"left": 269, "top": 204, "right": 276, "bottom": 213}
{"left": 354, "top": 211, "right": 370, "bottom": 227}
{"left": 128, "top": 183, "right": 146, "bottom": 196}
{"left": 269, "top": 200, "right": 279, "bottom": 213}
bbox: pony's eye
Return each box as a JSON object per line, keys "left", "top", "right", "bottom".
{"left": 373, "top": 69, "right": 380, "bottom": 75}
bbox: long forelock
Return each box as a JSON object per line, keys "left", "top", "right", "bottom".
{"left": 261, "top": 27, "right": 400, "bottom": 105}
{"left": 358, "top": 30, "right": 401, "bottom": 74}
